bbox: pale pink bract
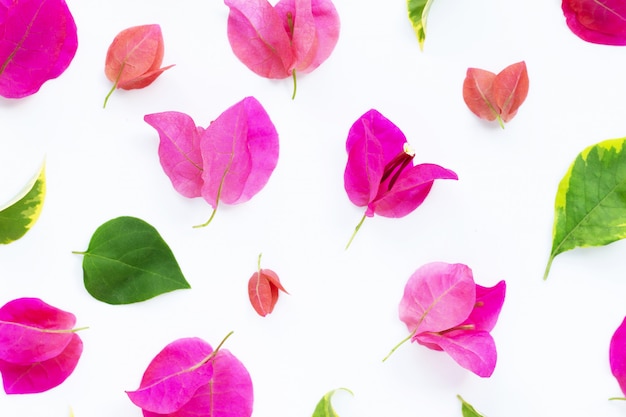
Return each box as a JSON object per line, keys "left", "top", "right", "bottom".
{"left": 397, "top": 262, "right": 506, "bottom": 377}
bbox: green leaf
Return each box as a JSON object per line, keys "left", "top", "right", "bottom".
{"left": 0, "top": 161, "right": 46, "bottom": 244}
{"left": 312, "top": 388, "right": 353, "bottom": 417}
{"left": 544, "top": 138, "right": 626, "bottom": 279}
{"left": 407, "top": 0, "right": 434, "bottom": 51}
{"left": 74, "top": 216, "right": 190, "bottom": 304}
{"left": 457, "top": 395, "right": 485, "bottom": 417}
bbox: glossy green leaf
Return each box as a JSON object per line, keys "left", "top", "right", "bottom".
{"left": 544, "top": 138, "right": 626, "bottom": 279}
{"left": 407, "top": 0, "right": 434, "bottom": 50}
{"left": 312, "top": 388, "right": 353, "bottom": 417}
{"left": 0, "top": 162, "right": 45, "bottom": 244}
{"left": 457, "top": 395, "right": 485, "bottom": 417}
{"left": 74, "top": 216, "right": 190, "bottom": 304}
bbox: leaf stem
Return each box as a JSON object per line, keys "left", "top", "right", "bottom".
{"left": 496, "top": 114, "right": 505, "bottom": 129}
{"left": 103, "top": 62, "right": 125, "bottom": 109}
{"left": 71, "top": 250, "right": 86, "bottom": 255}
{"left": 382, "top": 328, "right": 417, "bottom": 362}
{"left": 345, "top": 214, "right": 367, "bottom": 250}
{"left": 543, "top": 255, "right": 554, "bottom": 280}
{"left": 291, "top": 70, "right": 297, "bottom": 100}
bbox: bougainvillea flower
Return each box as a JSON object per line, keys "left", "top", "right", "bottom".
{"left": 462, "top": 61, "right": 529, "bottom": 128}
{"left": 384, "top": 262, "right": 506, "bottom": 378}
{"left": 0, "top": 0, "right": 77, "bottom": 98}
{"left": 343, "top": 109, "right": 457, "bottom": 248}
{"left": 562, "top": 0, "right": 626, "bottom": 45}
{"left": 224, "top": 0, "right": 340, "bottom": 98}
{"left": 610, "top": 316, "right": 626, "bottom": 396}
{"left": 127, "top": 334, "right": 253, "bottom": 417}
{"left": 103, "top": 24, "right": 174, "bottom": 107}
{"left": 0, "top": 297, "right": 84, "bottom": 394}
{"left": 248, "top": 254, "right": 288, "bottom": 317}
{"left": 144, "top": 96, "right": 279, "bottom": 227}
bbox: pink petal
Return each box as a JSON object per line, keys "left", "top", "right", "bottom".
{"left": 399, "top": 262, "right": 476, "bottom": 334}
{"left": 142, "top": 349, "right": 253, "bottom": 417}
{"left": 343, "top": 121, "right": 384, "bottom": 208}
{"left": 368, "top": 163, "right": 458, "bottom": 218}
{"left": 346, "top": 109, "right": 407, "bottom": 167}
{"left": 461, "top": 280, "right": 506, "bottom": 332}
{"left": 493, "top": 61, "right": 529, "bottom": 123}
{"left": 0, "top": 0, "right": 77, "bottom": 98}
{"left": 298, "top": 0, "right": 340, "bottom": 73}
{"left": 562, "top": 0, "right": 626, "bottom": 45}
{"left": 127, "top": 338, "right": 215, "bottom": 414}
{"left": 144, "top": 112, "right": 204, "bottom": 198}
{"left": 0, "top": 298, "right": 76, "bottom": 363}
{"left": 248, "top": 271, "right": 273, "bottom": 317}
{"left": 225, "top": 0, "right": 294, "bottom": 78}
{"left": 200, "top": 96, "right": 279, "bottom": 207}
{"left": 462, "top": 68, "right": 498, "bottom": 122}
{"left": 0, "top": 333, "right": 83, "bottom": 394}
{"left": 610, "top": 316, "right": 626, "bottom": 396}
{"left": 415, "top": 330, "right": 497, "bottom": 377}
{"left": 274, "top": 0, "right": 317, "bottom": 73}
{"left": 105, "top": 24, "right": 173, "bottom": 90}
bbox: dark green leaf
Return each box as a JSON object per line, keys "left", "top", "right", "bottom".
{"left": 0, "top": 162, "right": 46, "bottom": 244}
{"left": 75, "top": 216, "right": 190, "bottom": 304}
{"left": 312, "top": 388, "right": 353, "bottom": 417}
{"left": 544, "top": 138, "right": 626, "bottom": 279}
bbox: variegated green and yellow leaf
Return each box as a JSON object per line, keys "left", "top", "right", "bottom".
{"left": 544, "top": 138, "right": 626, "bottom": 279}
{"left": 311, "top": 388, "right": 353, "bottom": 417}
{"left": 0, "top": 162, "right": 46, "bottom": 244}
{"left": 407, "top": 0, "right": 434, "bottom": 51}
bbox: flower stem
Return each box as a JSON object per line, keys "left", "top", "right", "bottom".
{"left": 609, "top": 397, "right": 626, "bottom": 401}
{"left": 291, "top": 70, "right": 297, "bottom": 100}
{"left": 193, "top": 205, "right": 218, "bottom": 228}
{"left": 496, "top": 114, "right": 505, "bottom": 129}
{"left": 103, "top": 62, "right": 125, "bottom": 108}
{"left": 345, "top": 214, "right": 366, "bottom": 250}
{"left": 382, "top": 328, "right": 417, "bottom": 362}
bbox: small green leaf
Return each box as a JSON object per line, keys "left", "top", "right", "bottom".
{"left": 312, "top": 388, "right": 353, "bottom": 417}
{"left": 544, "top": 138, "right": 626, "bottom": 279}
{"left": 0, "top": 161, "right": 46, "bottom": 244}
{"left": 457, "top": 395, "right": 485, "bottom": 417}
{"left": 407, "top": 0, "right": 434, "bottom": 51}
{"left": 75, "top": 216, "right": 190, "bottom": 304}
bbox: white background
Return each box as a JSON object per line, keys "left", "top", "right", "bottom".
{"left": 2, "top": 0, "right": 626, "bottom": 416}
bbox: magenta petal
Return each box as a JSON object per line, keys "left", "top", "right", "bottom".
{"left": 200, "top": 96, "right": 279, "bottom": 207}
{"left": 0, "top": 0, "right": 78, "bottom": 98}
{"left": 0, "top": 333, "right": 83, "bottom": 394}
{"left": 346, "top": 109, "right": 407, "bottom": 166}
{"left": 225, "top": 0, "right": 293, "bottom": 78}
{"left": 399, "top": 262, "right": 476, "bottom": 334}
{"left": 141, "top": 349, "right": 253, "bottom": 417}
{"left": 369, "top": 163, "right": 458, "bottom": 218}
{"left": 0, "top": 298, "right": 76, "bottom": 363}
{"left": 461, "top": 280, "right": 506, "bottom": 332}
{"left": 127, "top": 338, "right": 215, "bottom": 414}
{"left": 415, "top": 330, "right": 497, "bottom": 377}
{"left": 610, "top": 316, "right": 626, "bottom": 396}
{"left": 144, "top": 112, "right": 204, "bottom": 198}
{"left": 562, "top": 0, "right": 626, "bottom": 45}
{"left": 343, "top": 122, "right": 384, "bottom": 208}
